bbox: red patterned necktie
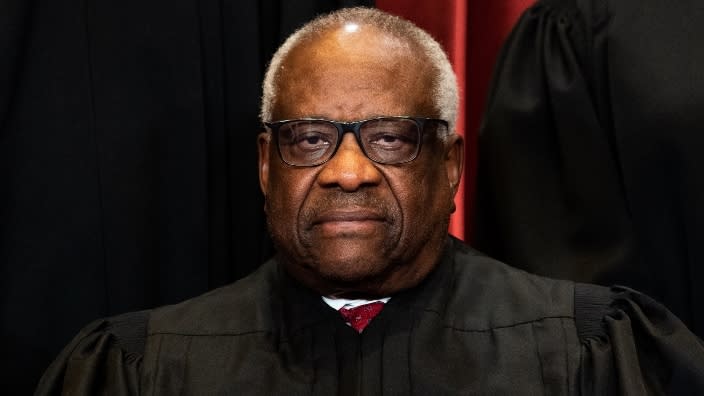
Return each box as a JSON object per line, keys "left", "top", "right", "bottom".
{"left": 338, "top": 301, "right": 385, "bottom": 333}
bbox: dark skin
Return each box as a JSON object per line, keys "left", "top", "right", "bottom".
{"left": 258, "top": 24, "right": 463, "bottom": 298}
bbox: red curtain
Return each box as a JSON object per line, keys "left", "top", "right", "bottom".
{"left": 376, "top": 0, "right": 534, "bottom": 242}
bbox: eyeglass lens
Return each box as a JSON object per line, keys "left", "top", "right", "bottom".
{"left": 277, "top": 118, "right": 420, "bottom": 166}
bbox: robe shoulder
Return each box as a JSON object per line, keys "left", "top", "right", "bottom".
{"left": 449, "top": 239, "right": 704, "bottom": 392}
{"left": 148, "top": 258, "right": 282, "bottom": 335}
{"left": 33, "top": 260, "right": 281, "bottom": 395}
{"left": 33, "top": 310, "right": 149, "bottom": 395}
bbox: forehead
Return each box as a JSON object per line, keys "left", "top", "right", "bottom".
{"left": 272, "top": 25, "right": 437, "bottom": 121}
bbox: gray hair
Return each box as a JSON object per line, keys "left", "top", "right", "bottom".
{"left": 259, "top": 7, "right": 459, "bottom": 133}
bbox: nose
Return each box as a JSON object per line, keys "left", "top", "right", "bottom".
{"left": 317, "top": 133, "right": 383, "bottom": 191}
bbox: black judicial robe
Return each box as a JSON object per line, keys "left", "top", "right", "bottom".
{"left": 473, "top": 0, "right": 704, "bottom": 340}
{"left": 35, "top": 237, "right": 704, "bottom": 395}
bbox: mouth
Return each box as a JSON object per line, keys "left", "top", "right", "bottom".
{"left": 313, "top": 208, "right": 385, "bottom": 223}
{"left": 310, "top": 208, "right": 387, "bottom": 236}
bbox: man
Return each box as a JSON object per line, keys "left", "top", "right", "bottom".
{"left": 35, "top": 7, "right": 704, "bottom": 395}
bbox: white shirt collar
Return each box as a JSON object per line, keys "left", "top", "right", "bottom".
{"left": 321, "top": 295, "right": 391, "bottom": 310}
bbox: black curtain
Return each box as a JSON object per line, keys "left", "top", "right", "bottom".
{"left": 0, "top": 0, "right": 372, "bottom": 391}
{"left": 474, "top": 0, "right": 704, "bottom": 340}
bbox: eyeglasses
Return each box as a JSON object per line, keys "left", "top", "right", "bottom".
{"left": 264, "top": 116, "right": 449, "bottom": 167}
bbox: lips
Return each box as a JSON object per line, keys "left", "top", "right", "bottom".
{"left": 312, "top": 208, "right": 386, "bottom": 224}
{"left": 300, "top": 191, "right": 395, "bottom": 235}
{"left": 306, "top": 207, "right": 389, "bottom": 237}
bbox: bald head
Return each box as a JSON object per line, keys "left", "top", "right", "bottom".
{"left": 273, "top": 24, "right": 437, "bottom": 122}
{"left": 260, "top": 7, "right": 459, "bottom": 132}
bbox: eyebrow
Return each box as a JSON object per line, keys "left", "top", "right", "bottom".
{"left": 285, "top": 114, "right": 403, "bottom": 121}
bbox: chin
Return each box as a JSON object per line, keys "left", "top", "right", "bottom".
{"left": 284, "top": 256, "right": 393, "bottom": 296}
{"left": 315, "top": 258, "right": 389, "bottom": 283}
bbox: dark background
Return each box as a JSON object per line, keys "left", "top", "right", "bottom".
{"left": 1, "top": 0, "right": 371, "bottom": 391}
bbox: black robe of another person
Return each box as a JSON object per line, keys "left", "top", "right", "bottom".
{"left": 473, "top": 0, "right": 704, "bottom": 339}
{"left": 34, "top": 237, "right": 704, "bottom": 395}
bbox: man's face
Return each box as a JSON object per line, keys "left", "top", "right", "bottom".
{"left": 258, "top": 25, "right": 463, "bottom": 297}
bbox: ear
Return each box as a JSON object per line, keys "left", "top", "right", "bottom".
{"left": 445, "top": 133, "right": 464, "bottom": 198}
{"left": 257, "top": 132, "right": 272, "bottom": 196}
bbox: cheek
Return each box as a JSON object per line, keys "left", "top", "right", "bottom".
{"left": 395, "top": 163, "right": 453, "bottom": 222}
{"left": 265, "top": 166, "right": 315, "bottom": 224}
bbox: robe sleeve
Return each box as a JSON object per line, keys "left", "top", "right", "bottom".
{"left": 472, "top": 0, "right": 637, "bottom": 282}
{"left": 33, "top": 310, "right": 149, "bottom": 396}
{"left": 575, "top": 284, "right": 704, "bottom": 394}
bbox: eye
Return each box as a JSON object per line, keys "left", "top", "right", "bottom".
{"left": 366, "top": 132, "right": 416, "bottom": 150}
{"left": 291, "top": 131, "right": 333, "bottom": 150}
{"left": 277, "top": 121, "right": 338, "bottom": 163}
{"left": 362, "top": 119, "right": 419, "bottom": 152}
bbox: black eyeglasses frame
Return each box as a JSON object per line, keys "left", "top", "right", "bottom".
{"left": 263, "top": 116, "right": 449, "bottom": 167}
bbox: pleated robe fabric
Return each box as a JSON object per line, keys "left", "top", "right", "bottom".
{"left": 473, "top": 0, "right": 704, "bottom": 340}
{"left": 35, "top": 237, "right": 704, "bottom": 395}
